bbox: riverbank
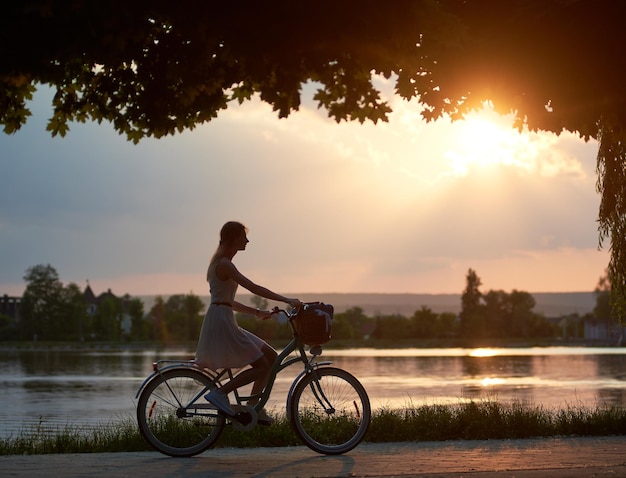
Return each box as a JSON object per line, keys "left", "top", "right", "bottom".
{"left": 2, "top": 400, "right": 625, "bottom": 455}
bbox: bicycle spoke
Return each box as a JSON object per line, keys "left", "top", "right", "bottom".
{"left": 289, "top": 367, "right": 370, "bottom": 455}
{"left": 137, "top": 368, "right": 224, "bottom": 457}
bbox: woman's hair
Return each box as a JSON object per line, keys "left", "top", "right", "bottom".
{"left": 219, "top": 221, "right": 248, "bottom": 246}
{"left": 207, "top": 221, "right": 248, "bottom": 280}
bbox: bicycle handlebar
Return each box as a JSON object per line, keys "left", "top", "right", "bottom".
{"left": 270, "top": 306, "right": 294, "bottom": 323}
{"left": 270, "top": 302, "right": 305, "bottom": 319}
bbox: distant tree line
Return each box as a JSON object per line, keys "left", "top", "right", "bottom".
{"left": 0, "top": 264, "right": 147, "bottom": 342}
{"left": 458, "top": 269, "right": 555, "bottom": 340}
{"left": 0, "top": 264, "right": 611, "bottom": 344}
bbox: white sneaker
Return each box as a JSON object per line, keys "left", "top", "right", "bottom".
{"left": 204, "top": 389, "right": 235, "bottom": 416}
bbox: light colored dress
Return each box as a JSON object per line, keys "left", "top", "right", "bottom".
{"left": 195, "top": 258, "right": 265, "bottom": 370}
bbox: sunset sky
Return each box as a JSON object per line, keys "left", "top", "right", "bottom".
{"left": 0, "top": 77, "right": 608, "bottom": 298}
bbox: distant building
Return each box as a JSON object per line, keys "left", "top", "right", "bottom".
{"left": 83, "top": 284, "right": 132, "bottom": 335}
{"left": 0, "top": 294, "right": 20, "bottom": 320}
{"left": 584, "top": 315, "right": 626, "bottom": 345}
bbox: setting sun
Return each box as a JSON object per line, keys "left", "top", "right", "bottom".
{"left": 444, "top": 111, "right": 535, "bottom": 177}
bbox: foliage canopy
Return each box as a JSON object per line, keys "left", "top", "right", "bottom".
{"left": 3, "top": 1, "right": 626, "bottom": 315}
{"left": 3, "top": 1, "right": 624, "bottom": 139}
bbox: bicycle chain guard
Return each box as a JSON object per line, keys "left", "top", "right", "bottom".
{"left": 230, "top": 404, "right": 257, "bottom": 432}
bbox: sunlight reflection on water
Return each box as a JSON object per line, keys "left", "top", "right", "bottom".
{"left": 327, "top": 346, "right": 626, "bottom": 357}
{"left": 1, "top": 346, "right": 625, "bottom": 437}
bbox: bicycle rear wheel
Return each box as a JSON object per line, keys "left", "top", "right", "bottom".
{"left": 136, "top": 368, "right": 225, "bottom": 457}
{"left": 289, "top": 367, "right": 370, "bottom": 455}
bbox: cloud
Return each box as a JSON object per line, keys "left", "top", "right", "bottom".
{"left": 0, "top": 86, "right": 607, "bottom": 297}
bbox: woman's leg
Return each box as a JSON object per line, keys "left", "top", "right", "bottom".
{"left": 217, "top": 344, "right": 277, "bottom": 398}
{"left": 248, "top": 345, "right": 278, "bottom": 404}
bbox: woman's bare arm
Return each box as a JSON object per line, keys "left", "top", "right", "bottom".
{"left": 217, "top": 257, "right": 298, "bottom": 306}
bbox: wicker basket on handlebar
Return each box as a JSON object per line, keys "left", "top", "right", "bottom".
{"left": 292, "top": 302, "right": 334, "bottom": 346}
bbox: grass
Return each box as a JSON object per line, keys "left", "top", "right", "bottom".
{"left": 367, "top": 400, "right": 626, "bottom": 442}
{"left": 1, "top": 400, "right": 625, "bottom": 455}
{"left": 0, "top": 417, "right": 148, "bottom": 455}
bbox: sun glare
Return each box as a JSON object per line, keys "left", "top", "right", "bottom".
{"left": 445, "top": 113, "right": 535, "bottom": 177}
{"left": 481, "top": 377, "right": 505, "bottom": 387}
{"left": 469, "top": 348, "right": 499, "bottom": 358}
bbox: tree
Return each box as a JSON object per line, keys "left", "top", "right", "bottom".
{"left": 58, "top": 282, "right": 88, "bottom": 341}
{"left": 148, "top": 296, "right": 168, "bottom": 342}
{"left": 370, "top": 314, "right": 412, "bottom": 341}
{"left": 334, "top": 307, "right": 370, "bottom": 340}
{"left": 250, "top": 295, "right": 269, "bottom": 311}
{"left": 4, "top": 2, "right": 626, "bottom": 313}
{"left": 146, "top": 292, "right": 204, "bottom": 343}
{"left": 93, "top": 296, "right": 122, "bottom": 341}
{"left": 594, "top": 270, "right": 612, "bottom": 320}
{"left": 128, "top": 296, "right": 148, "bottom": 341}
{"left": 20, "top": 264, "right": 65, "bottom": 340}
{"left": 6, "top": 1, "right": 623, "bottom": 138}
{"left": 481, "top": 290, "right": 508, "bottom": 338}
{"left": 460, "top": 268, "right": 483, "bottom": 339}
{"left": 329, "top": 316, "right": 356, "bottom": 340}
{"left": 481, "top": 289, "right": 545, "bottom": 339}
{"left": 163, "top": 294, "right": 189, "bottom": 342}
{"left": 432, "top": 312, "right": 458, "bottom": 339}
{"left": 183, "top": 293, "right": 204, "bottom": 340}
{"left": 411, "top": 306, "right": 438, "bottom": 339}
{"left": 507, "top": 290, "right": 538, "bottom": 338}
{"left": 0, "top": 313, "right": 18, "bottom": 340}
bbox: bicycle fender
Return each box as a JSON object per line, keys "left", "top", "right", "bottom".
{"left": 134, "top": 362, "right": 207, "bottom": 399}
{"left": 285, "top": 361, "right": 333, "bottom": 410}
{"left": 135, "top": 372, "right": 159, "bottom": 399}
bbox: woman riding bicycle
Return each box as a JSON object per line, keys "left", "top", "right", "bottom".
{"left": 196, "top": 221, "right": 301, "bottom": 424}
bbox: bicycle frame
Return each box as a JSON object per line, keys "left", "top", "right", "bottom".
{"left": 135, "top": 322, "right": 332, "bottom": 415}
{"left": 234, "top": 336, "right": 332, "bottom": 413}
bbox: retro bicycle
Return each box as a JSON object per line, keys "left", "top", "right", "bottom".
{"left": 135, "top": 303, "right": 370, "bottom": 457}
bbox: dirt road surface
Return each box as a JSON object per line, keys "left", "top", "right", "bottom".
{"left": 1, "top": 436, "right": 625, "bottom": 477}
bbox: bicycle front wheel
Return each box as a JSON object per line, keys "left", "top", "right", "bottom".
{"left": 289, "top": 367, "right": 370, "bottom": 455}
{"left": 136, "top": 368, "right": 225, "bottom": 457}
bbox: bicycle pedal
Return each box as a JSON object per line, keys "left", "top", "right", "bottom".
{"left": 234, "top": 411, "right": 252, "bottom": 425}
{"left": 230, "top": 405, "right": 257, "bottom": 432}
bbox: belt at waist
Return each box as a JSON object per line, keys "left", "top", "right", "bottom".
{"left": 211, "top": 302, "right": 232, "bottom": 307}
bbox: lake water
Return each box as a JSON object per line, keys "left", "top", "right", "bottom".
{"left": 2, "top": 346, "right": 626, "bottom": 438}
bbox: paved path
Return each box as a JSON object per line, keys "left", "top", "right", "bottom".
{"left": 1, "top": 436, "right": 625, "bottom": 477}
